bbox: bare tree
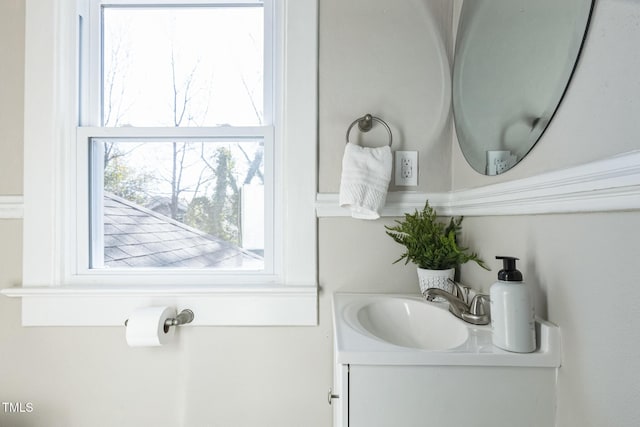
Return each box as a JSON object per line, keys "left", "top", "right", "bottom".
{"left": 102, "top": 19, "right": 265, "bottom": 248}
{"left": 165, "top": 48, "right": 211, "bottom": 220}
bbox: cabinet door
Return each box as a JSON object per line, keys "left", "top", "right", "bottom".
{"left": 348, "top": 365, "right": 555, "bottom": 427}
{"left": 349, "top": 365, "right": 440, "bottom": 427}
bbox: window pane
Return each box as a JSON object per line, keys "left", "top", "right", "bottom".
{"left": 92, "top": 139, "right": 265, "bottom": 270}
{"left": 102, "top": 6, "right": 264, "bottom": 127}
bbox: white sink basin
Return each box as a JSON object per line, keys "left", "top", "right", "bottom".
{"left": 355, "top": 298, "right": 468, "bottom": 350}
{"left": 333, "top": 293, "right": 562, "bottom": 367}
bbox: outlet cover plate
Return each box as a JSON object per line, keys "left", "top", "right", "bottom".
{"left": 395, "top": 151, "right": 418, "bottom": 186}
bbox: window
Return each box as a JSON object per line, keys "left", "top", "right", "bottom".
{"left": 91, "top": 138, "right": 268, "bottom": 271}
{"left": 79, "top": 1, "right": 274, "bottom": 277}
{"left": 14, "top": 0, "right": 318, "bottom": 325}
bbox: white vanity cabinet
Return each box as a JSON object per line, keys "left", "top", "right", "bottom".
{"left": 331, "top": 294, "right": 562, "bottom": 427}
{"left": 333, "top": 363, "right": 556, "bottom": 427}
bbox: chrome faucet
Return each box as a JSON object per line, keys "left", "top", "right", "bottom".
{"left": 423, "top": 280, "right": 490, "bottom": 325}
{"left": 425, "top": 288, "right": 469, "bottom": 317}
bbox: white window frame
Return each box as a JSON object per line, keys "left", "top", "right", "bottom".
{"left": 79, "top": 2, "right": 277, "bottom": 284}
{"left": 9, "top": 0, "right": 318, "bottom": 326}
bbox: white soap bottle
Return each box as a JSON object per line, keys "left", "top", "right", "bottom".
{"left": 490, "top": 256, "right": 536, "bottom": 353}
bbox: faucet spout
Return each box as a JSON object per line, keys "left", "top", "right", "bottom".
{"left": 423, "top": 288, "right": 469, "bottom": 319}
{"left": 424, "top": 287, "right": 491, "bottom": 325}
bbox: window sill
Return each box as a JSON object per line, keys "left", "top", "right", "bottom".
{"left": 0, "top": 285, "right": 317, "bottom": 326}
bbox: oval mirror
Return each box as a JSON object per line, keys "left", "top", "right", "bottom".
{"left": 453, "top": 0, "right": 594, "bottom": 175}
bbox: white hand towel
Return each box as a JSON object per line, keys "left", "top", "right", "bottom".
{"left": 339, "top": 142, "right": 392, "bottom": 220}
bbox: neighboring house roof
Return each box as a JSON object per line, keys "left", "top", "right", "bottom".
{"left": 145, "top": 195, "right": 188, "bottom": 219}
{"left": 103, "top": 193, "right": 263, "bottom": 269}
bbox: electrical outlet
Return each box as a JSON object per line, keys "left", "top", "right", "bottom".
{"left": 395, "top": 151, "right": 418, "bottom": 186}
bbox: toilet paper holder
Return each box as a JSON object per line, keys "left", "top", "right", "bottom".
{"left": 124, "top": 308, "right": 195, "bottom": 330}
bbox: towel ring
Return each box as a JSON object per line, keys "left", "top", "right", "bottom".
{"left": 345, "top": 114, "right": 393, "bottom": 147}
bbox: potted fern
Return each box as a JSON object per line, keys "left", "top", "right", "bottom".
{"left": 385, "top": 201, "right": 488, "bottom": 296}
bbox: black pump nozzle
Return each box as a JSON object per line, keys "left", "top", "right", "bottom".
{"left": 496, "top": 256, "right": 523, "bottom": 282}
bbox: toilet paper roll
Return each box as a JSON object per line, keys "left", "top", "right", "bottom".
{"left": 125, "top": 306, "right": 176, "bottom": 347}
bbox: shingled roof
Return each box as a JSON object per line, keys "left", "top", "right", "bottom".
{"left": 103, "top": 193, "right": 263, "bottom": 269}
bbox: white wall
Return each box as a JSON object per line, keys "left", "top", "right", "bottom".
{"left": 458, "top": 214, "right": 640, "bottom": 427}
{"left": 0, "top": 0, "right": 23, "bottom": 195}
{"left": 319, "top": 0, "right": 454, "bottom": 193}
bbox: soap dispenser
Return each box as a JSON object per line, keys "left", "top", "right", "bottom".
{"left": 490, "top": 256, "right": 536, "bottom": 353}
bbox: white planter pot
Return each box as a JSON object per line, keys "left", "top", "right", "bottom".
{"left": 416, "top": 267, "right": 455, "bottom": 299}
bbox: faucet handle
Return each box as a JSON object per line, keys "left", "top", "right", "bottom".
{"left": 461, "top": 294, "right": 491, "bottom": 325}
{"left": 448, "top": 279, "right": 470, "bottom": 304}
{"left": 469, "top": 294, "right": 490, "bottom": 316}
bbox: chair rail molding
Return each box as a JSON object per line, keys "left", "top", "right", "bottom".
{"left": 0, "top": 196, "right": 24, "bottom": 219}
{"left": 4, "top": 151, "right": 640, "bottom": 220}
{"left": 316, "top": 150, "right": 640, "bottom": 217}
